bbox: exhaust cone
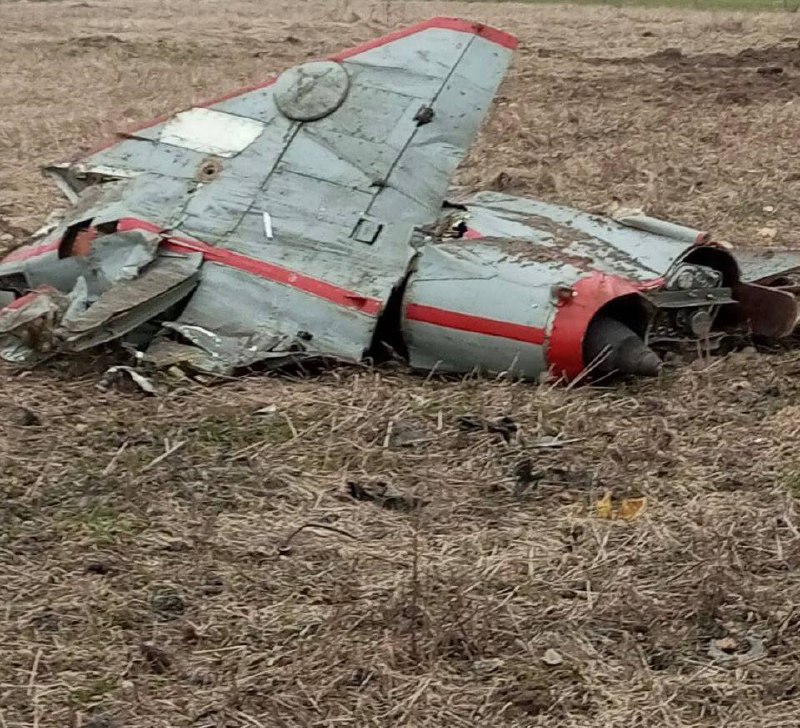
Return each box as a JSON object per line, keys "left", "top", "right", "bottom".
{"left": 584, "top": 316, "right": 662, "bottom": 377}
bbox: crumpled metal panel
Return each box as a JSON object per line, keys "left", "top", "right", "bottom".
{"left": 169, "top": 262, "right": 375, "bottom": 363}
{"left": 461, "top": 192, "right": 699, "bottom": 282}
{"left": 46, "top": 145, "right": 208, "bottom": 202}
{"left": 88, "top": 230, "right": 160, "bottom": 285}
{"left": 146, "top": 322, "right": 296, "bottom": 374}
{"left": 60, "top": 252, "right": 202, "bottom": 350}
{"left": 1, "top": 230, "right": 201, "bottom": 366}
{"left": 0, "top": 287, "right": 70, "bottom": 363}
{"left": 0, "top": 225, "right": 63, "bottom": 272}
{"left": 461, "top": 191, "right": 800, "bottom": 289}
{"left": 0, "top": 288, "right": 68, "bottom": 334}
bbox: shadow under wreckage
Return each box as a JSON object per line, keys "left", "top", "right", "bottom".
{"left": 2, "top": 17, "right": 800, "bottom": 383}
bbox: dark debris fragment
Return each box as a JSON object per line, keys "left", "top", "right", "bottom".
{"left": 347, "top": 481, "right": 427, "bottom": 512}
{"left": 139, "top": 641, "right": 173, "bottom": 674}
{"left": 8, "top": 406, "right": 41, "bottom": 427}
{"left": 85, "top": 558, "right": 114, "bottom": 575}
{"left": 456, "top": 414, "right": 518, "bottom": 442}
{"left": 151, "top": 588, "right": 186, "bottom": 620}
{"left": 84, "top": 715, "right": 118, "bottom": 728}
{"left": 200, "top": 573, "right": 225, "bottom": 596}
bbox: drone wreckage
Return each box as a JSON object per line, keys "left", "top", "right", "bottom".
{"left": 2, "top": 18, "right": 800, "bottom": 383}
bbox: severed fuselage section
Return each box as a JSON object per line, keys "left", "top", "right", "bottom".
{"left": 2, "top": 17, "right": 800, "bottom": 383}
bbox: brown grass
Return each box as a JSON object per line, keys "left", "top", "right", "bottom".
{"left": 3, "top": 1, "right": 800, "bottom": 726}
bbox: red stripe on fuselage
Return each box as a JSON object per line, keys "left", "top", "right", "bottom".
{"left": 2, "top": 241, "right": 59, "bottom": 263}
{"left": 162, "top": 239, "right": 382, "bottom": 315}
{"left": 1, "top": 219, "right": 383, "bottom": 317}
{"left": 2, "top": 221, "right": 542, "bottom": 346}
{"left": 405, "top": 303, "right": 545, "bottom": 345}
{"left": 118, "top": 219, "right": 383, "bottom": 315}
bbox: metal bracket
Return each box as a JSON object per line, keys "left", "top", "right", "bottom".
{"left": 642, "top": 287, "right": 735, "bottom": 310}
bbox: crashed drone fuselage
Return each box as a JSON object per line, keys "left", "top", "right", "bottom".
{"left": 1, "top": 18, "right": 799, "bottom": 381}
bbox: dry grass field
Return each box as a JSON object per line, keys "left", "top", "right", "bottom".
{"left": 2, "top": 1, "right": 800, "bottom": 726}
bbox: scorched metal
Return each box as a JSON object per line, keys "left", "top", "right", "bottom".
{"left": 1, "top": 17, "right": 800, "bottom": 381}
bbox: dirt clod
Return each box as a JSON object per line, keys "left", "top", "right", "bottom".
{"left": 200, "top": 574, "right": 224, "bottom": 596}
{"left": 9, "top": 406, "right": 41, "bottom": 427}
{"left": 85, "top": 559, "right": 114, "bottom": 575}
{"left": 150, "top": 589, "right": 185, "bottom": 620}
{"left": 347, "top": 481, "right": 426, "bottom": 512}
{"left": 139, "top": 642, "right": 173, "bottom": 674}
{"left": 457, "top": 414, "right": 518, "bottom": 442}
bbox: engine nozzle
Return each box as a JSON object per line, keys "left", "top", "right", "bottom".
{"left": 584, "top": 315, "right": 662, "bottom": 377}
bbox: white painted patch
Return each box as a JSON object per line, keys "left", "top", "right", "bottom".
{"left": 262, "top": 211, "right": 273, "bottom": 239}
{"left": 73, "top": 163, "right": 138, "bottom": 179}
{"left": 158, "top": 108, "right": 265, "bottom": 158}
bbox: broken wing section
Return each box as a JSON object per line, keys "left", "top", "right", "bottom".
{"left": 49, "top": 18, "right": 516, "bottom": 229}
{"left": 11, "top": 19, "right": 517, "bottom": 372}
{"left": 0, "top": 231, "right": 201, "bottom": 364}
{"left": 336, "top": 19, "right": 517, "bottom": 224}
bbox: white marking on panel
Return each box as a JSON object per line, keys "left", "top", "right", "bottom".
{"left": 262, "top": 212, "right": 273, "bottom": 239}
{"left": 74, "top": 164, "right": 139, "bottom": 179}
{"left": 158, "top": 108, "right": 265, "bottom": 157}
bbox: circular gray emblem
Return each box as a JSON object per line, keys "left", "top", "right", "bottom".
{"left": 274, "top": 61, "right": 350, "bottom": 122}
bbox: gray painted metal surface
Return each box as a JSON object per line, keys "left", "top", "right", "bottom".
{"left": 402, "top": 241, "right": 554, "bottom": 376}
{"left": 734, "top": 249, "right": 800, "bottom": 284}
{"left": 460, "top": 192, "right": 698, "bottom": 282}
